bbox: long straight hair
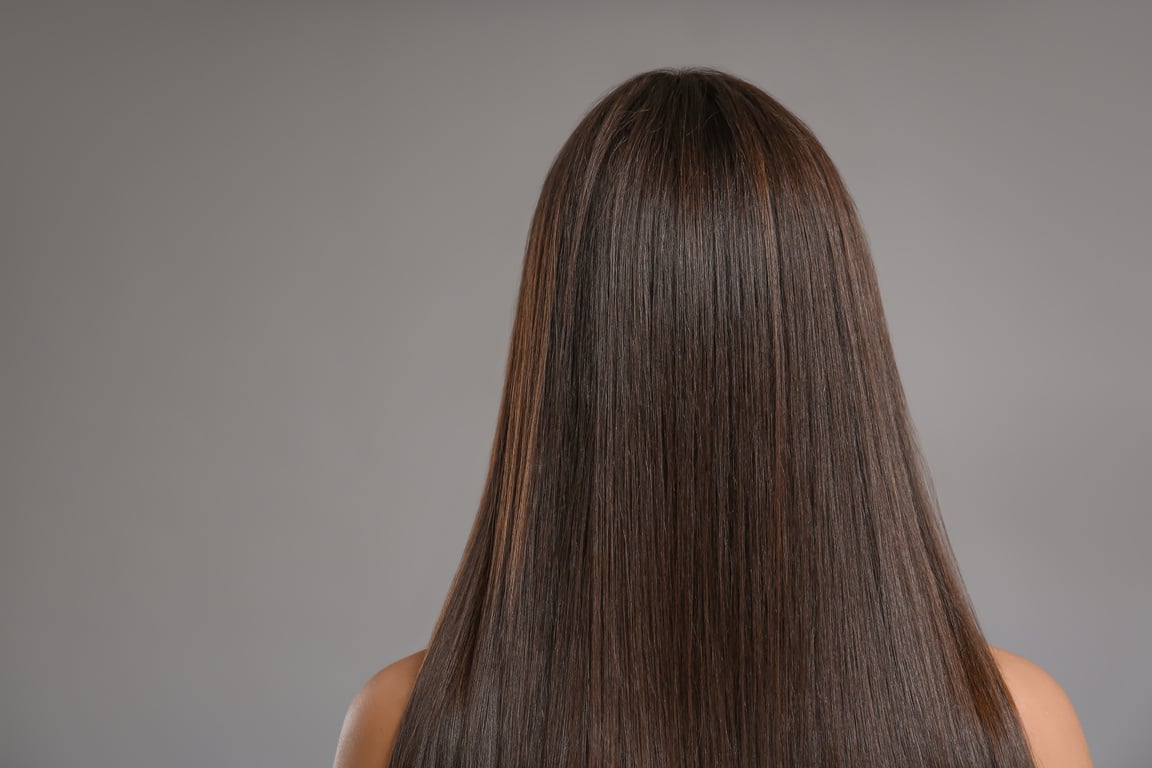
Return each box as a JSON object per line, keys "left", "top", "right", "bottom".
{"left": 387, "top": 67, "right": 1035, "bottom": 768}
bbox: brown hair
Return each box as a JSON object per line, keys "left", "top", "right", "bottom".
{"left": 387, "top": 66, "right": 1035, "bottom": 767}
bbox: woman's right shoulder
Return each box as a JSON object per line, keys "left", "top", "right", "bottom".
{"left": 989, "top": 645, "right": 1094, "bottom": 768}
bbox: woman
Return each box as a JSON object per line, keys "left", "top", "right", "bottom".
{"left": 334, "top": 67, "right": 1093, "bottom": 768}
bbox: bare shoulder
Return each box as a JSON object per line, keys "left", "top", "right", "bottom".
{"left": 332, "top": 648, "right": 428, "bottom": 768}
{"left": 989, "top": 645, "right": 1094, "bottom": 768}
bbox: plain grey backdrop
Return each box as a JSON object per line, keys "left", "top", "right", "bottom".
{"left": 2, "top": 2, "right": 1149, "bottom": 766}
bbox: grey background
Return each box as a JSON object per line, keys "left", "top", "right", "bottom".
{"left": 2, "top": 2, "right": 1149, "bottom": 766}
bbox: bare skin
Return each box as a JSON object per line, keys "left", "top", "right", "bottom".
{"left": 332, "top": 645, "right": 1093, "bottom": 768}
{"left": 990, "top": 645, "right": 1096, "bottom": 767}
{"left": 332, "top": 648, "right": 427, "bottom": 768}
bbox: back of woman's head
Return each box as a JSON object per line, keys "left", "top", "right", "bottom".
{"left": 388, "top": 66, "right": 1035, "bottom": 768}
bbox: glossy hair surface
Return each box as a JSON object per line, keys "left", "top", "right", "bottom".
{"left": 387, "top": 66, "right": 1035, "bottom": 768}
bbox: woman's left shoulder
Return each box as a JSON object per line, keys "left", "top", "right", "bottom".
{"left": 332, "top": 648, "right": 428, "bottom": 768}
